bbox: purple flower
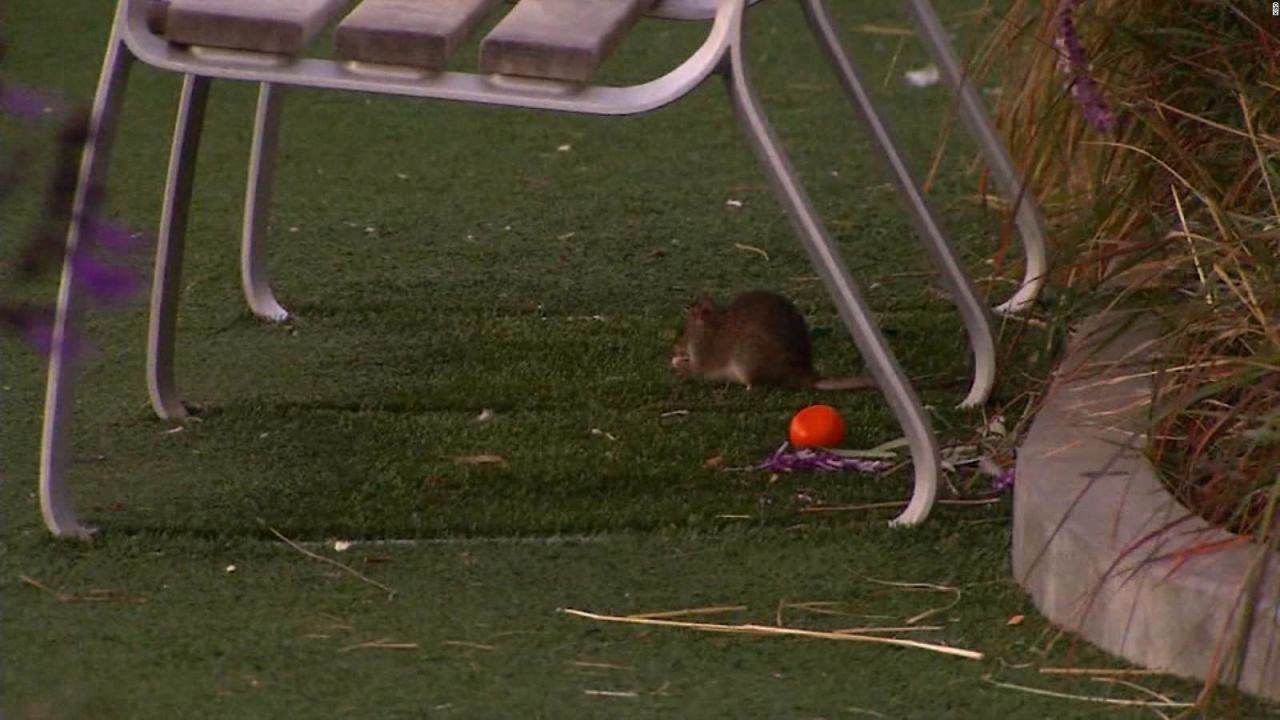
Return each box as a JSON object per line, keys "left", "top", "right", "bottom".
{"left": 1054, "top": 0, "right": 1115, "bottom": 133}
{"left": 0, "top": 82, "right": 66, "bottom": 121}
{"left": 70, "top": 251, "right": 139, "bottom": 306}
{"left": 992, "top": 468, "right": 1015, "bottom": 494}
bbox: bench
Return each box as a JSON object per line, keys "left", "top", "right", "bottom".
{"left": 148, "top": 0, "right": 664, "bottom": 82}
{"left": 37, "top": 0, "right": 1049, "bottom": 538}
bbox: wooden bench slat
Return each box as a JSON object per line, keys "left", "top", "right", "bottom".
{"left": 163, "top": 0, "right": 352, "bottom": 56}
{"left": 479, "top": 0, "right": 656, "bottom": 82}
{"left": 334, "top": 0, "right": 499, "bottom": 70}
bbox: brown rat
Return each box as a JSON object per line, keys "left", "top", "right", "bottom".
{"left": 670, "top": 289, "right": 874, "bottom": 391}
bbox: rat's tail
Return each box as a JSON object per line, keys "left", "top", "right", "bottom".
{"left": 813, "top": 375, "right": 876, "bottom": 391}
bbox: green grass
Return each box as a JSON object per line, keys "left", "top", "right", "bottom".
{"left": 2, "top": 0, "right": 1277, "bottom": 717}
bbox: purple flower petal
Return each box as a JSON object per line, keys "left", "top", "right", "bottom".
{"left": 0, "top": 82, "right": 66, "bottom": 121}
{"left": 1055, "top": 0, "right": 1115, "bottom": 133}
{"left": 70, "top": 251, "right": 139, "bottom": 305}
{"left": 992, "top": 469, "right": 1015, "bottom": 494}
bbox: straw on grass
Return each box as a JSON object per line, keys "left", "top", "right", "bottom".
{"left": 265, "top": 525, "right": 396, "bottom": 599}
{"left": 982, "top": 675, "right": 1192, "bottom": 709}
{"left": 559, "top": 608, "right": 984, "bottom": 661}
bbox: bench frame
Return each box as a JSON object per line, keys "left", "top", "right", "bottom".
{"left": 39, "top": 0, "right": 1047, "bottom": 538}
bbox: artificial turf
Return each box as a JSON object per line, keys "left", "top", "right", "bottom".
{"left": 3, "top": 0, "right": 1277, "bottom": 717}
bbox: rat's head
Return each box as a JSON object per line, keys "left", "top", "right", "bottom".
{"left": 670, "top": 296, "right": 718, "bottom": 374}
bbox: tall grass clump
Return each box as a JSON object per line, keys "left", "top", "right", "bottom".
{"left": 973, "top": 0, "right": 1277, "bottom": 704}
{"left": 979, "top": 1, "right": 1279, "bottom": 539}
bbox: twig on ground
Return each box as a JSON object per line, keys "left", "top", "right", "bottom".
{"left": 559, "top": 608, "right": 984, "bottom": 660}
{"left": 265, "top": 525, "right": 396, "bottom": 599}
{"left": 338, "top": 638, "right": 419, "bottom": 652}
{"left": 981, "top": 675, "right": 1192, "bottom": 708}
{"left": 626, "top": 605, "right": 747, "bottom": 620}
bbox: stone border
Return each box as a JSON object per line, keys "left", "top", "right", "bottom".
{"left": 1013, "top": 312, "right": 1280, "bottom": 701}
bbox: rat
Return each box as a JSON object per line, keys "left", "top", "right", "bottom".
{"left": 670, "top": 289, "right": 874, "bottom": 391}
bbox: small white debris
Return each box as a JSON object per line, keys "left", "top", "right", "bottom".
{"left": 259, "top": 432, "right": 270, "bottom": 439}
{"left": 905, "top": 64, "right": 940, "bottom": 87}
{"left": 557, "top": 144, "right": 572, "bottom": 152}
{"left": 288, "top": 226, "right": 300, "bottom": 233}
{"left": 504, "top": 225, "right": 512, "bottom": 231}
{"left": 332, "top": 540, "right": 353, "bottom": 552}
{"left": 225, "top": 564, "right": 237, "bottom": 573}
{"left": 396, "top": 172, "right": 409, "bottom": 180}
{"left": 660, "top": 410, "right": 689, "bottom": 417}
{"left": 557, "top": 232, "right": 577, "bottom": 240}
{"left": 831, "top": 170, "right": 840, "bottom": 177}
{"left": 590, "top": 428, "right": 618, "bottom": 442}
{"left": 724, "top": 199, "right": 744, "bottom": 208}
{"left": 985, "top": 415, "right": 1007, "bottom": 436}
{"left": 364, "top": 226, "right": 377, "bottom": 234}
{"left": 163, "top": 426, "right": 185, "bottom": 435}
{"left": 476, "top": 408, "right": 495, "bottom": 423}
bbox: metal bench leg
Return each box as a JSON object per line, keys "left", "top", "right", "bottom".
{"left": 904, "top": 0, "right": 1048, "bottom": 316}
{"left": 800, "top": 0, "right": 995, "bottom": 409}
{"left": 39, "top": 28, "right": 135, "bottom": 539}
{"left": 147, "top": 73, "right": 211, "bottom": 420}
{"left": 242, "top": 82, "right": 289, "bottom": 322}
{"left": 721, "top": 31, "right": 939, "bottom": 527}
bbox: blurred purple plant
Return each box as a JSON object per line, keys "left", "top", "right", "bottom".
{"left": 1054, "top": 0, "right": 1116, "bottom": 133}
{"left": 0, "top": 75, "right": 145, "bottom": 358}
{"left": 991, "top": 468, "right": 1015, "bottom": 494}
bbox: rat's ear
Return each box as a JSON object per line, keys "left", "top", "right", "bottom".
{"left": 687, "top": 297, "right": 714, "bottom": 323}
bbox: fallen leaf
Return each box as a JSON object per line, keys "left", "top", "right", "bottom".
{"left": 333, "top": 540, "right": 353, "bottom": 552}
{"left": 1007, "top": 614, "right": 1025, "bottom": 626}
{"left": 453, "top": 454, "right": 506, "bottom": 465}
{"left": 703, "top": 455, "right": 724, "bottom": 469}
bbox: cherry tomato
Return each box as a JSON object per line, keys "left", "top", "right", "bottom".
{"left": 789, "top": 404, "right": 846, "bottom": 448}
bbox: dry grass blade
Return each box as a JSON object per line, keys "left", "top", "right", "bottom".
{"left": 626, "top": 605, "right": 747, "bottom": 620}
{"left": 559, "top": 608, "right": 984, "bottom": 660}
{"left": 441, "top": 640, "right": 496, "bottom": 651}
{"left": 339, "top": 638, "right": 419, "bottom": 652}
{"left": 981, "top": 675, "right": 1192, "bottom": 709}
{"left": 583, "top": 690, "right": 638, "bottom": 698}
{"left": 20, "top": 575, "right": 138, "bottom": 604}
{"left": 862, "top": 576, "right": 964, "bottom": 624}
{"left": 1039, "top": 667, "right": 1164, "bottom": 677}
{"left": 265, "top": 525, "right": 396, "bottom": 599}
{"left": 733, "top": 243, "right": 770, "bottom": 261}
{"left": 572, "top": 661, "right": 634, "bottom": 671}
{"left": 832, "top": 625, "right": 943, "bottom": 635}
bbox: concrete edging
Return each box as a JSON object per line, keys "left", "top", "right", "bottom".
{"left": 1013, "top": 312, "right": 1280, "bottom": 701}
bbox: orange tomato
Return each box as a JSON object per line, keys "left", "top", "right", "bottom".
{"left": 789, "top": 404, "right": 846, "bottom": 448}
